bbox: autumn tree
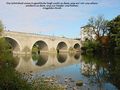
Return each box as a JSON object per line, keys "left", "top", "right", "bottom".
{"left": 87, "top": 15, "right": 109, "bottom": 43}
{"left": 81, "top": 16, "right": 110, "bottom": 54}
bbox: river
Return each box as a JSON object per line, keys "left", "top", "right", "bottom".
{"left": 14, "top": 52, "right": 119, "bottom": 90}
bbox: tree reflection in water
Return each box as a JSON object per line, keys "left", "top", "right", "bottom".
{"left": 32, "top": 53, "right": 48, "bottom": 66}
{"left": 107, "top": 55, "right": 120, "bottom": 90}
{"left": 81, "top": 54, "right": 120, "bottom": 90}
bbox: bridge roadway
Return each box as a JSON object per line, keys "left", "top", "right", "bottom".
{"left": 2, "top": 31, "right": 81, "bottom": 54}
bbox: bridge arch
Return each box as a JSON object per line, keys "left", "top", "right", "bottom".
{"left": 32, "top": 40, "right": 48, "bottom": 53}
{"left": 4, "top": 36, "right": 21, "bottom": 53}
{"left": 74, "top": 43, "right": 80, "bottom": 51}
{"left": 56, "top": 41, "right": 68, "bottom": 52}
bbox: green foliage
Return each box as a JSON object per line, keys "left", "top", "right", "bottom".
{"left": 82, "top": 40, "right": 101, "bottom": 54}
{"left": 108, "top": 15, "right": 120, "bottom": 34}
{"left": 0, "top": 20, "right": 4, "bottom": 32}
{"left": 0, "top": 38, "right": 14, "bottom": 66}
{"left": 86, "top": 48, "right": 94, "bottom": 54}
{"left": 83, "top": 40, "right": 99, "bottom": 49}
{"left": 81, "top": 47, "right": 87, "bottom": 51}
{"left": 0, "top": 66, "right": 32, "bottom": 90}
{"left": 107, "top": 15, "right": 120, "bottom": 54}
{"left": 114, "top": 47, "right": 120, "bottom": 54}
{"left": 0, "top": 21, "right": 16, "bottom": 67}
{"left": 84, "top": 40, "right": 96, "bottom": 48}
{"left": 32, "top": 47, "right": 38, "bottom": 54}
{"left": 0, "top": 31, "right": 32, "bottom": 90}
{"left": 32, "top": 54, "right": 39, "bottom": 61}
{"left": 0, "top": 37, "right": 32, "bottom": 90}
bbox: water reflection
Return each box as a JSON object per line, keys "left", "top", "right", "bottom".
{"left": 22, "top": 55, "right": 31, "bottom": 62}
{"left": 57, "top": 53, "right": 67, "bottom": 63}
{"left": 81, "top": 54, "right": 119, "bottom": 90}
{"left": 15, "top": 53, "right": 80, "bottom": 73}
{"left": 81, "top": 62, "right": 96, "bottom": 76}
{"left": 74, "top": 52, "right": 80, "bottom": 60}
{"left": 32, "top": 53, "right": 48, "bottom": 66}
{"left": 13, "top": 55, "right": 20, "bottom": 68}
{"left": 107, "top": 55, "right": 120, "bottom": 90}
{"left": 14, "top": 53, "right": 119, "bottom": 90}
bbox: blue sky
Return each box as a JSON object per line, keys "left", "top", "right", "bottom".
{"left": 0, "top": 0, "right": 120, "bottom": 38}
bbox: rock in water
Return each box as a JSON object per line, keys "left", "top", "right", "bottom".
{"left": 76, "top": 80, "right": 83, "bottom": 86}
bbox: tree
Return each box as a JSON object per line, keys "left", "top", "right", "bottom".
{"left": 0, "top": 20, "right": 4, "bottom": 32}
{"left": 87, "top": 15, "right": 109, "bottom": 42}
{"left": 0, "top": 20, "right": 33, "bottom": 90}
{"left": 107, "top": 15, "right": 120, "bottom": 35}
{"left": 107, "top": 15, "right": 120, "bottom": 46}
{"left": 81, "top": 16, "right": 110, "bottom": 55}
{"left": 0, "top": 20, "right": 14, "bottom": 66}
{"left": 0, "top": 20, "right": 4, "bottom": 36}
{"left": 107, "top": 15, "right": 120, "bottom": 54}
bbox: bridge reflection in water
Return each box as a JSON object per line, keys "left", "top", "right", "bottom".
{"left": 14, "top": 53, "right": 118, "bottom": 90}
{"left": 15, "top": 52, "right": 81, "bottom": 73}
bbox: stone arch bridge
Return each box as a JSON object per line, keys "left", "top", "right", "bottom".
{"left": 2, "top": 31, "right": 81, "bottom": 54}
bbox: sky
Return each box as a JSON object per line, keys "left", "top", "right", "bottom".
{"left": 0, "top": 0, "right": 120, "bottom": 38}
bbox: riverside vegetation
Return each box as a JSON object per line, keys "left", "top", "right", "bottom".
{"left": 0, "top": 20, "right": 64, "bottom": 90}
{"left": 80, "top": 15, "right": 120, "bottom": 90}
{"left": 81, "top": 15, "right": 120, "bottom": 55}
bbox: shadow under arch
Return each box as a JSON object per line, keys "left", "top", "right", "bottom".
{"left": 74, "top": 43, "right": 80, "bottom": 51}
{"left": 57, "top": 53, "right": 67, "bottom": 63}
{"left": 32, "top": 53, "right": 48, "bottom": 66}
{"left": 4, "top": 36, "right": 21, "bottom": 53}
{"left": 57, "top": 41, "right": 68, "bottom": 53}
{"left": 32, "top": 40, "right": 48, "bottom": 54}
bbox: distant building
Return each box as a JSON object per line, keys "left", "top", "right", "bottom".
{"left": 80, "top": 25, "right": 96, "bottom": 41}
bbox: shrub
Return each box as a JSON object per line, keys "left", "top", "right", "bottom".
{"left": 82, "top": 40, "right": 102, "bottom": 54}
{"left": 86, "top": 48, "right": 94, "bottom": 54}
{"left": 0, "top": 66, "right": 32, "bottom": 90}
{"left": 81, "top": 47, "right": 87, "bottom": 51}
